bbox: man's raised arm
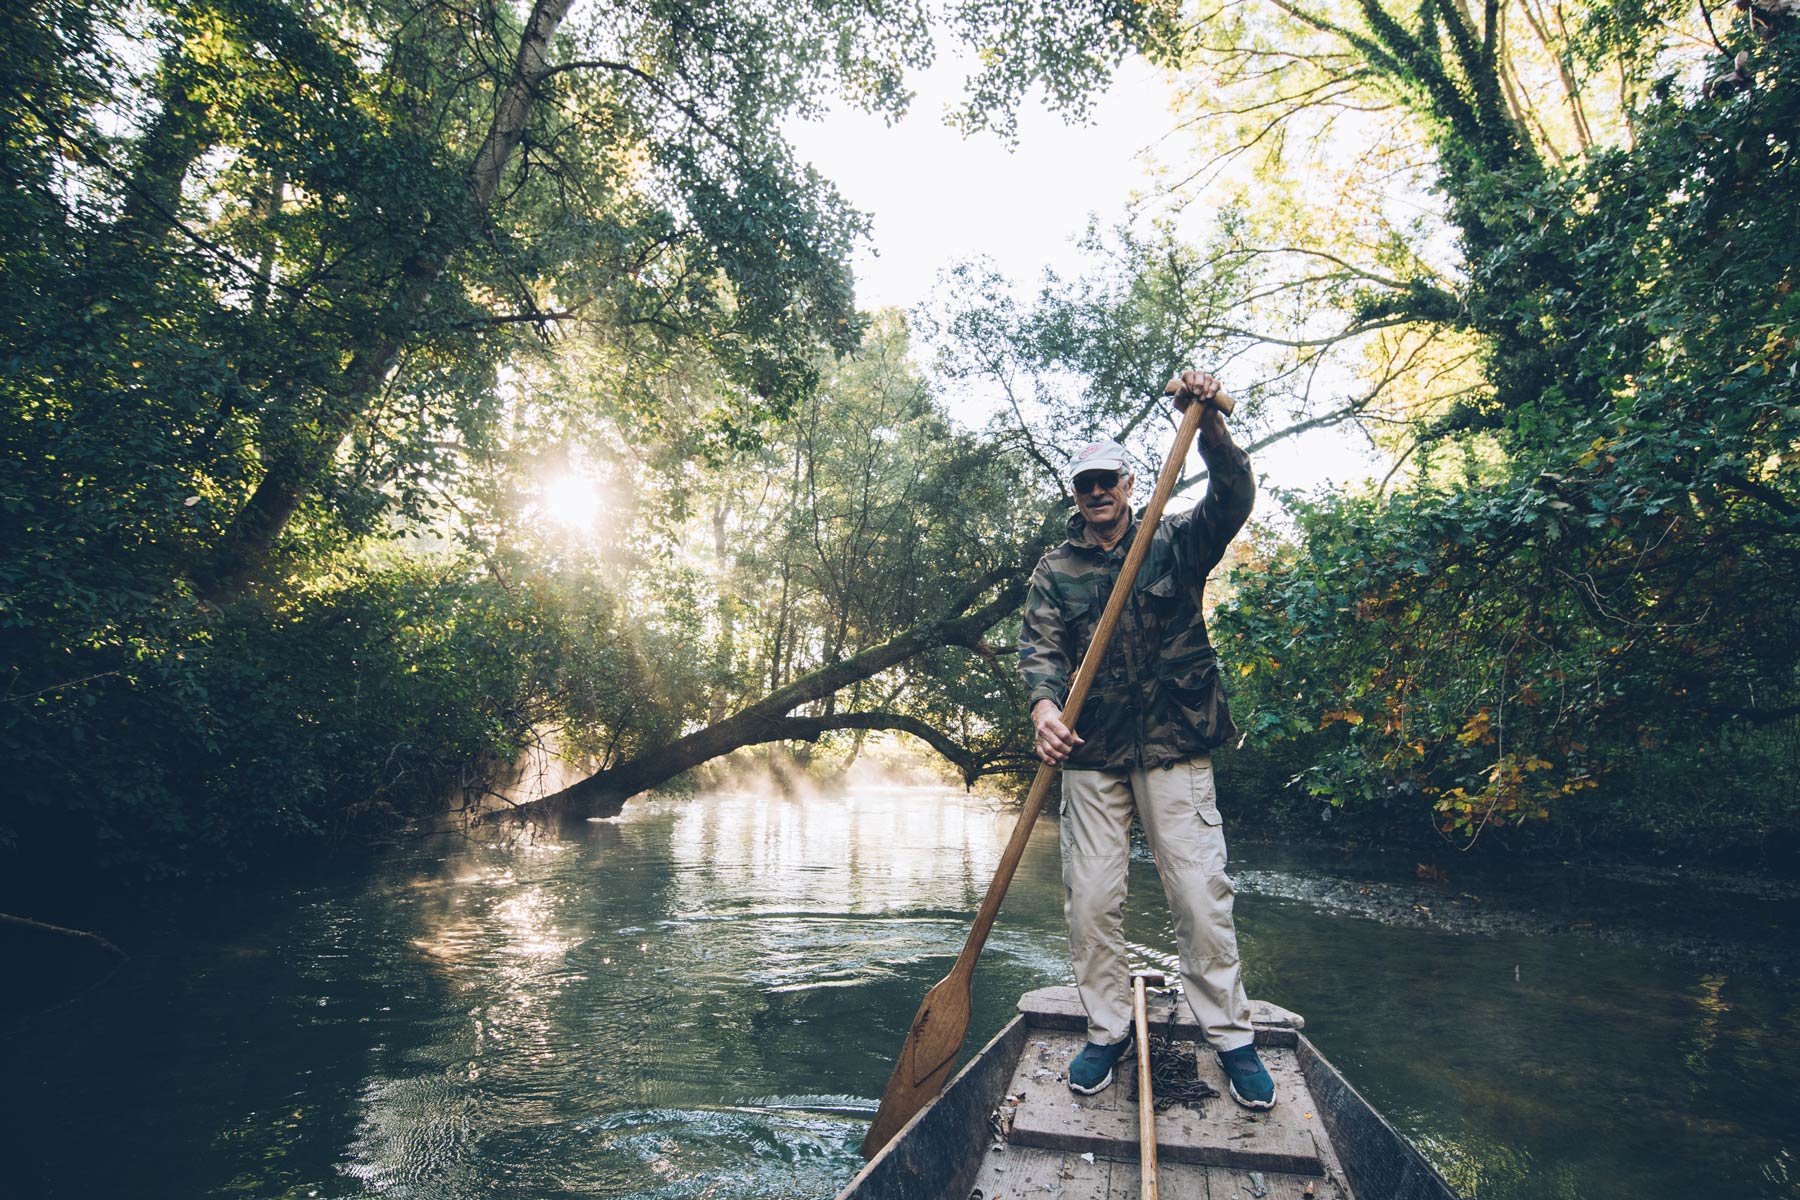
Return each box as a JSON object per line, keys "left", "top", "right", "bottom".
{"left": 1168, "top": 379, "right": 1255, "bottom": 579}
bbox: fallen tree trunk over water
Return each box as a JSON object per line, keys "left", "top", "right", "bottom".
{"left": 482, "top": 562, "right": 1033, "bottom": 824}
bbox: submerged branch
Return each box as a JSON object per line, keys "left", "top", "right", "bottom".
{"left": 0, "top": 912, "right": 129, "bottom": 960}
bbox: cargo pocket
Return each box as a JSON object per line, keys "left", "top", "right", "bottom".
{"left": 1189, "top": 758, "right": 1228, "bottom": 874}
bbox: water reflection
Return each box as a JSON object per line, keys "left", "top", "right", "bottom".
{"left": 663, "top": 784, "right": 1013, "bottom": 915}
{"left": 2, "top": 785, "right": 1797, "bottom": 1200}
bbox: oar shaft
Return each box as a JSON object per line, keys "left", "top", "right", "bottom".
{"left": 1135, "top": 976, "right": 1159, "bottom": 1200}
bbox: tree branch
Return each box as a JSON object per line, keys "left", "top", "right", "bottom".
{"left": 769, "top": 711, "right": 988, "bottom": 784}
{"left": 0, "top": 912, "right": 128, "bottom": 960}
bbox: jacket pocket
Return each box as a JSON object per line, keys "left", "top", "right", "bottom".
{"left": 1163, "top": 649, "right": 1219, "bottom": 701}
{"left": 1141, "top": 569, "right": 1178, "bottom": 600}
{"left": 1060, "top": 596, "right": 1097, "bottom": 668}
{"left": 1139, "top": 569, "right": 1185, "bottom": 625}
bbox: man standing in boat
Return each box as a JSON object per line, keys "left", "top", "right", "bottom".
{"left": 1017, "top": 370, "right": 1275, "bottom": 1110}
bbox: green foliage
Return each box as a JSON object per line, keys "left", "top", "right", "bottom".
{"left": 1214, "top": 20, "right": 1800, "bottom": 854}
{"left": 914, "top": 2, "right": 1799, "bottom": 860}
{"left": 0, "top": 306, "right": 1051, "bottom": 883}
{"left": 944, "top": 0, "right": 1185, "bottom": 139}
{"left": 924, "top": 230, "right": 1267, "bottom": 498}
{"left": 9, "top": 0, "right": 1791, "bottom": 892}
{"left": 653, "top": 312, "right": 1049, "bottom": 768}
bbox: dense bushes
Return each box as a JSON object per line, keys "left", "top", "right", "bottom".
{"left": 0, "top": 555, "right": 695, "bottom": 886}
{"left": 1210, "top": 23, "right": 1800, "bottom": 862}
{"left": 2, "top": 563, "right": 447, "bottom": 882}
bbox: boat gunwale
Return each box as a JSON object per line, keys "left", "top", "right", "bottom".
{"left": 1297, "top": 1032, "right": 1461, "bottom": 1200}
{"left": 834, "top": 1013, "right": 1028, "bottom": 1200}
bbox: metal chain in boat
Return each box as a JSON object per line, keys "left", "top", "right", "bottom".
{"left": 1133, "top": 1028, "right": 1220, "bottom": 1111}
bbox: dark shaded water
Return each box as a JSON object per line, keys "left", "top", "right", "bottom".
{"left": 3, "top": 785, "right": 1798, "bottom": 1199}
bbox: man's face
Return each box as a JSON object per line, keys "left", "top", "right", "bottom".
{"left": 1072, "top": 468, "right": 1133, "bottom": 535}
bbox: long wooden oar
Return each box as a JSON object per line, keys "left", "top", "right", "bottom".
{"left": 859, "top": 378, "right": 1233, "bottom": 1158}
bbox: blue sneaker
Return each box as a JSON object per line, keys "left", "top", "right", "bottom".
{"left": 1067, "top": 1033, "right": 1134, "bottom": 1095}
{"left": 1217, "top": 1043, "right": 1276, "bottom": 1110}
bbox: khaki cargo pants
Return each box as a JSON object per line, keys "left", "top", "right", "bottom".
{"left": 1060, "top": 755, "right": 1255, "bottom": 1050}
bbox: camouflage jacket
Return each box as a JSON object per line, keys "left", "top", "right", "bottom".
{"left": 1017, "top": 433, "right": 1254, "bottom": 772}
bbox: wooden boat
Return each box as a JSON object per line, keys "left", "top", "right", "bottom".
{"left": 839, "top": 986, "right": 1460, "bottom": 1200}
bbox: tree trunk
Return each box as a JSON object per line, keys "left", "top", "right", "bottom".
{"left": 111, "top": 57, "right": 216, "bottom": 254}
{"left": 193, "top": 0, "right": 575, "bottom": 601}
{"left": 194, "top": 271, "right": 431, "bottom": 600}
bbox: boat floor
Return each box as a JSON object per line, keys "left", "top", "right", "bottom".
{"left": 975, "top": 1148, "right": 1342, "bottom": 1200}
{"left": 980, "top": 990, "right": 1354, "bottom": 1200}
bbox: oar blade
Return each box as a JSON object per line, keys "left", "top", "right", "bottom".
{"left": 858, "top": 968, "right": 973, "bottom": 1158}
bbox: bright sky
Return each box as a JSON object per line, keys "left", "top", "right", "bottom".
{"left": 785, "top": 58, "right": 1173, "bottom": 312}
{"left": 784, "top": 58, "right": 1388, "bottom": 499}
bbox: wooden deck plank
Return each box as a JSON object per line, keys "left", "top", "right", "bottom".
{"left": 1018, "top": 987, "right": 1304, "bottom": 1049}
{"left": 975, "top": 1142, "right": 1115, "bottom": 1200}
{"left": 1291, "top": 1087, "right": 1354, "bottom": 1200}
{"left": 1181, "top": 1036, "right": 1332, "bottom": 1182}
{"left": 1112, "top": 1160, "right": 1216, "bottom": 1199}
{"left": 1005, "top": 1031, "right": 1324, "bottom": 1177}
{"left": 1204, "top": 1168, "right": 1334, "bottom": 1200}
{"left": 973, "top": 1148, "right": 1337, "bottom": 1200}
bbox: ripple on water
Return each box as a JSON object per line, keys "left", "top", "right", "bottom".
{"left": 732, "top": 1093, "right": 878, "bottom": 1114}
{"left": 341, "top": 1073, "right": 478, "bottom": 1192}
{"left": 346, "top": 1104, "right": 858, "bottom": 1199}
{"left": 515, "top": 1107, "right": 863, "bottom": 1199}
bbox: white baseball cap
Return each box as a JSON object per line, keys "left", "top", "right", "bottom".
{"left": 1065, "top": 438, "right": 1131, "bottom": 485}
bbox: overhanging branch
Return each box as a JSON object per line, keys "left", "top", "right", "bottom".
{"left": 485, "top": 556, "right": 1039, "bottom": 822}
{"left": 766, "top": 711, "right": 990, "bottom": 784}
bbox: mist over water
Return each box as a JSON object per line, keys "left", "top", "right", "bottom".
{"left": 3, "top": 785, "right": 1797, "bottom": 1199}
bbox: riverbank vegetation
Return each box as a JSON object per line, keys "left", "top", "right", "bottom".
{"left": 3, "top": 0, "right": 1796, "bottom": 908}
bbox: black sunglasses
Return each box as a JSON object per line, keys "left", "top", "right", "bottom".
{"left": 1072, "top": 470, "right": 1122, "bottom": 494}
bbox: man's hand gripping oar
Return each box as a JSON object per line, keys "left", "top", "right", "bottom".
{"left": 858, "top": 371, "right": 1235, "bottom": 1159}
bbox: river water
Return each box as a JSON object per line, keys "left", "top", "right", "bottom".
{"left": 4, "top": 784, "right": 1798, "bottom": 1199}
